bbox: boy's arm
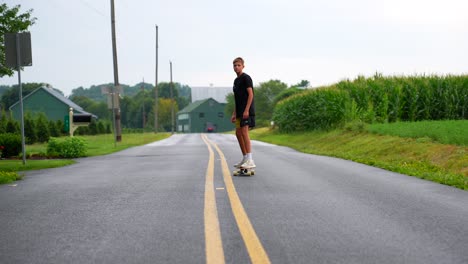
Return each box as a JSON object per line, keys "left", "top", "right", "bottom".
{"left": 231, "top": 107, "right": 236, "bottom": 123}
{"left": 243, "top": 87, "right": 254, "bottom": 119}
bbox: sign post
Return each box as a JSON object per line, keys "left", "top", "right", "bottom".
{"left": 5, "top": 32, "right": 32, "bottom": 165}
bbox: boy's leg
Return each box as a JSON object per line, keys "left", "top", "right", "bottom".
{"left": 235, "top": 127, "right": 247, "bottom": 155}
{"left": 239, "top": 119, "right": 256, "bottom": 168}
{"left": 234, "top": 120, "right": 248, "bottom": 168}
{"left": 240, "top": 125, "right": 251, "bottom": 154}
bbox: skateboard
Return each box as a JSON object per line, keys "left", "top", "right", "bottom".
{"left": 233, "top": 167, "right": 255, "bottom": 176}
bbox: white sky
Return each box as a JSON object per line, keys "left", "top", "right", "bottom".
{"left": 1, "top": 0, "right": 467, "bottom": 96}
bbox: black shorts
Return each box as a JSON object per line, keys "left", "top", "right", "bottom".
{"left": 236, "top": 116, "right": 256, "bottom": 128}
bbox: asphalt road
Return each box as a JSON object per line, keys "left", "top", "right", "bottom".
{"left": 0, "top": 133, "right": 467, "bottom": 264}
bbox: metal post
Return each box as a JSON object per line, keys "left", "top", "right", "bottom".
{"left": 69, "top": 108, "right": 73, "bottom": 137}
{"left": 170, "top": 61, "right": 174, "bottom": 134}
{"left": 16, "top": 34, "right": 26, "bottom": 165}
{"left": 154, "top": 25, "right": 159, "bottom": 133}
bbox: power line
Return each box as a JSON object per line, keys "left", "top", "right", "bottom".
{"left": 76, "top": 0, "right": 107, "bottom": 18}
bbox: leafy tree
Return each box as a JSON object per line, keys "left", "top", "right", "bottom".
{"left": 292, "top": 80, "right": 310, "bottom": 88}
{"left": 87, "top": 102, "right": 109, "bottom": 120}
{"left": 1, "top": 82, "right": 43, "bottom": 109}
{"left": 178, "top": 84, "right": 192, "bottom": 101}
{"left": 0, "top": 109, "right": 7, "bottom": 133}
{"left": 255, "top": 80, "right": 288, "bottom": 124}
{"left": 69, "top": 95, "right": 96, "bottom": 110}
{"left": 0, "top": 85, "right": 11, "bottom": 98}
{"left": 51, "top": 81, "right": 192, "bottom": 130}
{"left": 273, "top": 87, "right": 303, "bottom": 105}
{"left": 70, "top": 94, "right": 110, "bottom": 120}
{"left": 55, "top": 119, "right": 66, "bottom": 135}
{"left": 224, "top": 93, "right": 235, "bottom": 118}
{"left": 106, "top": 123, "right": 112, "bottom": 134}
{"left": 158, "top": 82, "right": 179, "bottom": 99}
{"left": 88, "top": 120, "right": 98, "bottom": 135}
{"left": 158, "top": 98, "right": 178, "bottom": 132}
{"left": 23, "top": 113, "right": 37, "bottom": 144}
{"left": 48, "top": 120, "right": 60, "bottom": 137}
{"left": 0, "top": 4, "right": 36, "bottom": 77}
{"left": 76, "top": 126, "right": 89, "bottom": 135}
{"left": 70, "top": 84, "right": 118, "bottom": 102}
{"left": 97, "top": 121, "right": 106, "bottom": 134}
{"left": 6, "top": 118, "right": 19, "bottom": 133}
{"left": 119, "top": 96, "right": 135, "bottom": 128}
{"left": 35, "top": 113, "right": 50, "bottom": 143}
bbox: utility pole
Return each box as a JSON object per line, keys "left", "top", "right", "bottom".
{"left": 154, "top": 25, "right": 159, "bottom": 133}
{"left": 110, "top": 0, "right": 122, "bottom": 142}
{"left": 141, "top": 79, "right": 146, "bottom": 129}
{"left": 170, "top": 61, "right": 174, "bottom": 134}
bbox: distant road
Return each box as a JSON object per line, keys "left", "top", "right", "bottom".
{"left": 1, "top": 134, "right": 467, "bottom": 264}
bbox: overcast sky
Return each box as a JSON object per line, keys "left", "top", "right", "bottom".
{"left": 2, "top": 0, "right": 467, "bottom": 96}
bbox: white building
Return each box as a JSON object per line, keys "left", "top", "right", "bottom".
{"left": 191, "top": 86, "right": 232, "bottom": 103}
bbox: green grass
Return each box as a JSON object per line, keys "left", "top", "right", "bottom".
{"left": 250, "top": 126, "right": 468, "bottom": 190}
{"left": 83, "top": 133, "right": 171, "bottom": 156}
{"left": 0, "top": 159, "right": 76, "bottom": 172}
{"left": 0, "top": 133, "right": 171, "bottom": 184}
{"left": 22, "top": 132, "right": 171, "bottom": 158}
{"left": 367, "top": 120, "right": 468, "bottom": 146}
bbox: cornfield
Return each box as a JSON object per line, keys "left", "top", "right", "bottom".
{"left": 273, "top": 74, "right": 468, "bottom": 132}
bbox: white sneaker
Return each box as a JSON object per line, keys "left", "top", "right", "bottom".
{"left": 240, "top": 159, "right": 256, "bottom": 169}
{"left": 234, "top": 158, "right": 246, "bottom": 168}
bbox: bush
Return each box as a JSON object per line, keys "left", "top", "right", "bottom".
{"left": 0, "top": 133, "right": 22, "bottom": 158}
{"left": 273, "top": 87, "right": 349, "bottom": 132}
{"left": 47, "top": 137, "right": 87, "bottom": 158}
{"left": 36, "top": 114, "right": 50, "bottom": 143}
{"left": 0, "top": 171, "right": 21, "bottom": 184}
{"left": 6, "top": 119, "right": 19, "bottom": 134}
{"left": 49, "top": 120, "right": 61, "bottom": 137}
{"left": 97, "top": 121, "right": 106, "bottom": 134}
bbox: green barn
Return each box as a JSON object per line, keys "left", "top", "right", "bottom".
{"left": 9, "top": 86, "right": 96, "bottom": 121}
{"left": 177, "top": 98, "right": 233, "bottom": 133}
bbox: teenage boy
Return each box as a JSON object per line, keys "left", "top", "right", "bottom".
{"left": 231, "top": 57, "right": 256, "bottom": 168}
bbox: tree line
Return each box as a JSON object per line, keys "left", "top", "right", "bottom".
{"left": 224, "top": 79, "right": 310, "bottom": 127}
{"left": 0, "top": 82, "right": 192, "bottom": 133}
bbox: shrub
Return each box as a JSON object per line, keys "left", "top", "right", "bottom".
{"left": 276, "top": 75, "right": 468, "bottom": 132}
{"left": 0, "top": 171, "right": 21, "bottom": 184}
{"left": 49, "top": 120, "right": 61, "bottom": 137}
{"left": 6, "top": 119, "right": 19, "bottom": 134}
{"left": 97, "top": 121, "right": 106, "bottom": 134}
{"left": 24, "top": 115, "right": 37, "bottom": 144}
{"left": 36, "top": 113, "right": 50, "bottom": 143}
{"left": 47, "top": 137, "right": 87, "bottom": 158}
{"left": 0, "top": 133, "right": 22, "bottom": 158}
{"left": 273, "top": 87, "right": 349, "bottom": 132}
{"left": 273, "top": 87, "right": 304, "bottom": 105}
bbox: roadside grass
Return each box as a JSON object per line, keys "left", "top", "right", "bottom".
{"left": 0, "top": 133, "right": 171, "bottom": 184}
{"left": 83, "top": 133, "right": 171, "bottom": 157}
{"left": 367, "top": 120, "right": 468, "bottom": 146}
{"left": 0, "top": 171, "right": 23, "bottom": 185}
{"left": 250, "top": 127, "right": 468, "bottom": 190}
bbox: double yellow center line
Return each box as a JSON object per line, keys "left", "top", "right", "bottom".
{"left": 201, "top": 134, "right": 271, "bottom": 264}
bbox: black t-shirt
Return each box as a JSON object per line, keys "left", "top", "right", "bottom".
{"left": 233, "top": 73, "right": 255, "bottom": 118}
